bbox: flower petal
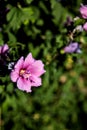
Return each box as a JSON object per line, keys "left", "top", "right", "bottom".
{"left": 28, "top": 60, "right": 46, "bottom": 77}
{"left": 80, "top": 4, "right": 87, "bottom": 19}
{"left": 15, "top": 56, "right": 24, "bottom": 71}
{"left": 64, "top": 42, "right": 79, "bottom": 53}
{"left": 23, "top": 53, "right": 35, "bottom": 68}
{"left": 2, "top": 44, "right": 9, "bottom": 53}
{"left": 10, "top": 70, "right": 19, "bottom": 82}
{"left": 17, "top": 77, "right": 32, "bottom": 92}
{"left": 83, "top": 22, "right": 87, "bottom": 31}
{"left": 29, "top": 75, "right": 42, "bottom": 87}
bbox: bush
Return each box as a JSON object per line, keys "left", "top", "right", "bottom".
{"left": 1, "top": 0, "right": 87, "bottom": 130}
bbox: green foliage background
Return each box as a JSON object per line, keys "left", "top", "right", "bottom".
{"left": 1, "top": 0, "right": 87, "bottom": 130}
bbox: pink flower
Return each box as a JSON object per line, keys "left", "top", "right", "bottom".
{"left": 10, "top": 53, "right": 46, "bottom": 92}
{"left": 83, "top": 22, "right": 87, "bottom": 31}
{"left": 80, "top": 4, "right": 87, "bottom": 19}
{"left": 0, "top": 44, "right": 9, "bottom": 54}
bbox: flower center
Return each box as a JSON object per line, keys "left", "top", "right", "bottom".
{"left": 19, "top": 69, "right": 31, "bottom": 79}
{"left": 20, "top": 69, "right": 25, "bottom": 76}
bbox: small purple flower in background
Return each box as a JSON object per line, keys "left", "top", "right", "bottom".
{"left": 64, "top": 16, "right": 73, "bottom": 27}
{"left": 83, "top": 22, "right": 87, "bottom": 31}
{"left": 64, "top": 16, "right": 74, "bottom": 32}
{"left": 10, "top": 53, "right": 46, "bottom": 92}
{"left": 64, "top": 42, "right": 82, "bottom": 53}
{"left": 80, "top": 4, "right": 87, "bottom": 19}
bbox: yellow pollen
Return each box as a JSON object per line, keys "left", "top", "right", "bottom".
{"left": 19, "top": 69, "right": 31, "bottom": 79}
{"left": 20, "top": 69, "right": 25, "bottom": 75}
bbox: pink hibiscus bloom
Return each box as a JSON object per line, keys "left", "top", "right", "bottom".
{"left": 80, "top": 4, "right": 87, "bottom": 19}
{"left": 10, "top": 53, "right": 46, "bottom": 92}
{"left": 0, "top": 44, "right": 9, "bottom": 54}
